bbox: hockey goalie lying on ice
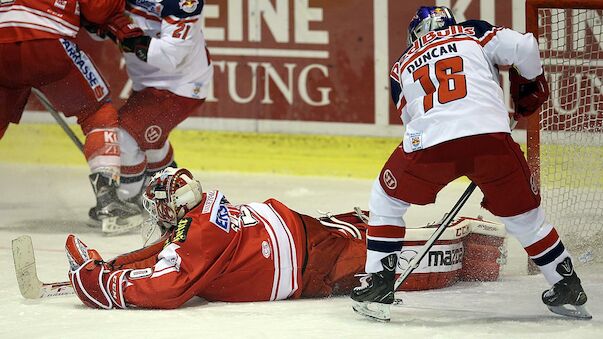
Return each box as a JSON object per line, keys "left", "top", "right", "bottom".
{"left": 65, "top": 168, "right": 506, "bottom": 309}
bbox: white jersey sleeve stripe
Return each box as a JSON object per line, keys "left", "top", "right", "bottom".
{"left": 268, "top": 203, "right": 299, "bottom": 294}
{"left": 248, "top": 203, "right": 299, "bottom": 300}
{"left": 253, "top": 209, "right": 281, "bottom": 301}
{"left": 0, "top": 5, "right": 79, "bottom": 31}
{"left": 0, "top": 9, "right": 78, "bottom": 37}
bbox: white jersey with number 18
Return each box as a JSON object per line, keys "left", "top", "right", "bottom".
{"left": 390, "top": 20, "right": 542, "bottom": 153}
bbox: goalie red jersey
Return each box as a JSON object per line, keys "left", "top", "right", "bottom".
{"left": 126, "top": 191, "right": 307, "bottom": 306}
{"left": 67, "top": 189, "right": 368, "bottom": 309}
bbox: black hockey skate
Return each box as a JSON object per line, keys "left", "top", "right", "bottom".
{"left": 351, "top": 253, "right": 397, "bottom": 322}
{"left": 542, "top": 257, "right": 591, "bottom": 320}
{"left": 88, "top": 173, "right": 143, "bottom": 235}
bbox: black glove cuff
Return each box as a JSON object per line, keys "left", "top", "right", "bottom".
{"left": 121, "top": 36, "right": 151, "bottom": 62}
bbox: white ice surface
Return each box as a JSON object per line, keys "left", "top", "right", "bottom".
{"left": 1, "top": 164, "right": 601, "bottom": 339}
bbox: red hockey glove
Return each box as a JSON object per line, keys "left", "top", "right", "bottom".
{"left": 103, "top": 13, "right": 144, "bottom": 42}
{"left": 509, "top": 67, "right": 549, "bottom": 118}
{"left": 65, "top": 235, "right": 129, "bottom": 309}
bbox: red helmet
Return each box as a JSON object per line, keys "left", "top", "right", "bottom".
{"left": 142, "top": 168, "right": 203, "bottom": 228}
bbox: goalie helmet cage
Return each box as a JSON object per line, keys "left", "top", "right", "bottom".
{"left": 526, "top": 0, "right": 603, "bottom": 269}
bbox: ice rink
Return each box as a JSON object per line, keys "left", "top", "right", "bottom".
{"left": 1, "top": 163, "right": 602, "bottom": 338}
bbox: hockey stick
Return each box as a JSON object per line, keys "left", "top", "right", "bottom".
{"left": 12, "top": 235, "right": 74, "bottom": 299}
{"left": 393, "top": 182, "right": 477, "bottom": 290}
{"left": 31, "top": 88, "right": 84, "bottom": 153}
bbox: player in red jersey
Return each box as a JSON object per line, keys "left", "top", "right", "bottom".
{"left": 65, "top": 168, "right": 368, "bottom": 308}
{"left": 0, "top": 0, "right": 145, "bottom": 233}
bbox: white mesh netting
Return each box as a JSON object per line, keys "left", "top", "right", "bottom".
{"left": 535, "top": 8, "right": 603, "bottom": 264}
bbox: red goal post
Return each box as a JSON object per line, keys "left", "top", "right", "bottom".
{"left": 525, "top": 0, "right": 603, "bottom": 267}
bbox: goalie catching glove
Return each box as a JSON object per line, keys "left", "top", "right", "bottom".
{"left": 65, "top": 234, "right": 130, "bottom": 309}
{"left": 509, "top": 67, "right": 549, "bottom": 118}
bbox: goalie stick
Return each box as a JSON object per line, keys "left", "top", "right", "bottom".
{"left": 12, "top": 235, "right": 74, "bottom": 299}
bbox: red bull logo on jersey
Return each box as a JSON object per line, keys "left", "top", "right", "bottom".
{"left": 406, "top": 25, "right": 474, "bottom": 56}
{"left": 179, "top": 0, "right": 198, "bottom": 13}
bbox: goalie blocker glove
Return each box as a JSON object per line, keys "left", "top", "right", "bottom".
{"left": 509, "top": 67, "right": 550, "bottom": 118}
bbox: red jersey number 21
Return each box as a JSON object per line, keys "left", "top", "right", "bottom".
{"left": 412, "top": 56, "right": 467, "bottom": 112}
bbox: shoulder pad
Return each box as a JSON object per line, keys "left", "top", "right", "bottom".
{"left": 161, "top": 0, "right": 204, "bottom": 19}
{"left": 458, "top": 20, "right": 496, "bottom": 39}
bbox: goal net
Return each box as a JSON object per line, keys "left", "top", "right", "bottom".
{"left": 526, "top": 0, "right": 603, "bottom": 265}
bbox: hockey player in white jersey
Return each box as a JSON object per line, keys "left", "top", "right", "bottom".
{"left": 351, "top": 6, "right": 590, "bottom": 321}
{"left": 87, "top": 0, "right": 213, "bottom": 222}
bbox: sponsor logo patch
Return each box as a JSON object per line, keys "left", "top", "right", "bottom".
{"left": 53, "top": 0, "right": 67, "bottom": 10}
{"left": 383, "top": 169, "right": 397, "bottom": 190}
{"left": 129, "top": 268, "right": 153, "bottom": 279}
{"left": 212, "top": 205, "right": 231, "bottom": 232}
{"left": 144, "top": 125, "right": 162, "bottom": 143}
{"left": 202, "top": 191, "right": 217, "bottom": 214}
{"left": 134, "top": 0, "right": 163, "bottom": 14}
{"left": 172, "top": 217, "right": 192, "bottom": 243}
{"left": 397, "top": 243, "right": 464, "bottom": 273}
{"left": 409, "top": 132, "right": 423, "bottom": 151}
{"left": 261, "top": 240, "right": 271, "bottom": 258}
{"left": 59, "top": 39, "right": 108, "bottom": 101}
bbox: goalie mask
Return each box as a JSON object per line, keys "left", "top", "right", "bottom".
{"left": 407, "top": 6, "right": 456, "bottom": 46}
{"left": 142, "top": 168, "right": 203, "bottom": 228}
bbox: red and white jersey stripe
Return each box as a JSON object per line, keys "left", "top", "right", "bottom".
{"left": 0, "top": 3, "right": 80, "bottom": 41}
{"left": 248, "top": 202, "right": 299, "bottom": 300}
{"left": 0, "top": 0, "right": 123, "bottom": 43}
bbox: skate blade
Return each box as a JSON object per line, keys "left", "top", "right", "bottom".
{"left": 352, "top": 301, "right": 391, "bottom": 322}
{"left": 547, "top": 305, "right": 592, "bottom": 320}
{"left": 102, "top": 214, "right": 144, "bottom": 235}
{"left": 86, "top": 218, "right": 101, "bottom": 228}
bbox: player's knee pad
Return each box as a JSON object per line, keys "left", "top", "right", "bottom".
{"left": 499, "top": 207, "right": 546, "bottom": 247}
{"left": 79, "top": 103, "right": 120, "bottom": 174}
{"left": 365, "top": 179, "right": 408, "bottom": 273}
{"left": 368, "top": 178, "right": 409, "bottom": 227}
